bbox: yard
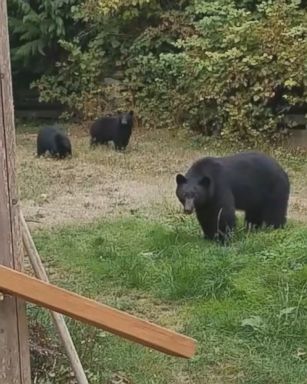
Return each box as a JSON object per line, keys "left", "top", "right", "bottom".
{"left": 17, "top": 123, "right": 307, "bottom": 383}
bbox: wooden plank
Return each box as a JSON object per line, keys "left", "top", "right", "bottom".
{"left": 0, "top": 265, "right": 196, "bottom": 359}
{"left": 0, "top": 1, "right": 31, "bottom": 383}
{"left": 21, "top": 212, "right": 89, "bottom": 384}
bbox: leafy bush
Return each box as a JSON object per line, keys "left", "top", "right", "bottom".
{"left": 31, "top": 0, "right": 160, "bottom": 119}
{"left": 32, "top": 39, "right": 125, "bottom": 120}
{"left": 8, "top": 0, "right": 80, "bottom": 74}
{"left": 26, "top": 0, "right": 307, "bottom": 142}
{"left": 127, "top": 0, "right": 307, "bottom": 142}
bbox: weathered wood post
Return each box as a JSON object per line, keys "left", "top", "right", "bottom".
{"left": 0, "top": 1, "right": 31, "bottom": 382}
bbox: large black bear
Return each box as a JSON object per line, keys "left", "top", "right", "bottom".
{"left": 175, "top": 152, "right": 290, "bottom": 242}
{"left": 37, "top": 126, "right": 72, "bottom": 159}
{"left": 90, "top": 111, "right": 134, "bottom": 151}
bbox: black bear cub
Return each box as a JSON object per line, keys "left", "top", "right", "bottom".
{"left": 37, "top": 126, "right": 72, "bottom": 159}
{"left": 176, "top": 152, "right": 290, "bottom": 242}
{"left": 90, "top": 111, "right": 134, "bottom": 151}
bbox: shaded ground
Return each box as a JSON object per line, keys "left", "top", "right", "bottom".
{"left": 16, "top": 125, "right": 307, "bottom": 230}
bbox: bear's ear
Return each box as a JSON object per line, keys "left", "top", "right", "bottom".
{"left": 176, "top": 174, "right": 187, "bottom": 185}
{"left": 199, "top": 176, "right": 211, "bottom": 188}
{"left": 129, "top": 110, "right": 134, "bottom": 116}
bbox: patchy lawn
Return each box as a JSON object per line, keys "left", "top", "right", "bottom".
{"left": 16, "top": 122, "right": 307, "bottom": 383}
{"left": 31, "top": 217, "right": 307, "bottom": 384}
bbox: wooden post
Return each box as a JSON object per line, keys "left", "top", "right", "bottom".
{"left": 0, "top": 1, "right": 31, "bottom": 383}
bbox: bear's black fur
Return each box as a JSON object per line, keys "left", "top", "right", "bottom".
{"left": 37, "top": 126, "right": 72, "bottom": 159}
{"left": 176, "top": 152, "right": 290, "bottom": 242}
{"left": 90, "top": 111, "right": 134, "bottom": 151}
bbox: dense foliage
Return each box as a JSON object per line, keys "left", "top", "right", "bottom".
{"left": 127, "top": 1, "right": 307, "bottom": 141}
{"left": 8, "top": 0, "right": 80, "bottom": 75}
{"left": 9, "top": 0, "right": 307, "bottom": 142}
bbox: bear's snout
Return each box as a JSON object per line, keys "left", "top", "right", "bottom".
{"left": 183, "top": 198, "right": 194, "bottom": 214}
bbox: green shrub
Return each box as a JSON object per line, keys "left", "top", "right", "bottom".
{"left": 8, "top": 0, "right": 80, "bottom": 73}
{"left": 30, "top": 0, "right": 307, "bottom": 143}
{"left": 127, "top": 0, "right": 307, "bottom": 142}
{"left": 31, "top": 0, "right": 159, "bottom": 119}
{"left": 33, "top": 39, "right": 134, "bottom": 119}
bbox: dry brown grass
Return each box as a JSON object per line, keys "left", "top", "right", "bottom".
{"left": 16, "top": 124, "right": 307, "bottom": 230}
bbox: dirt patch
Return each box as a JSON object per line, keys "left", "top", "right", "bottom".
{"left": 17, "top": 127, "right": 307, "bottom": 230}
{"left": 22, "top": 179, "right": 174, "bottom": 230}
{"left": 17, "top": 128, "right": 181, "bottom": 230}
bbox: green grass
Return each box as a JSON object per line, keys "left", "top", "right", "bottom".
{"left": 29, "top": 216, "right": 307, "bottom": 383}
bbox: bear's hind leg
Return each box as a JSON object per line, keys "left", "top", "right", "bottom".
{"left": 245, "top": 209, "right": 263, "bottom": 230}
{"left": 261, "top": 198, "right": 288, "bottom": 229}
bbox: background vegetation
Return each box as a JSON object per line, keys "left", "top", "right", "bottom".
{"left": 9, "top": 1, "right": 307, "bottom": 382}
{"left": 8, "top": 0, "right": 307, "bottom": 143}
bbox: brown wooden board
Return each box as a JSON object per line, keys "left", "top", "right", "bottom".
{"left": 0, "top": 265, "right": 196, "bottom": 359}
